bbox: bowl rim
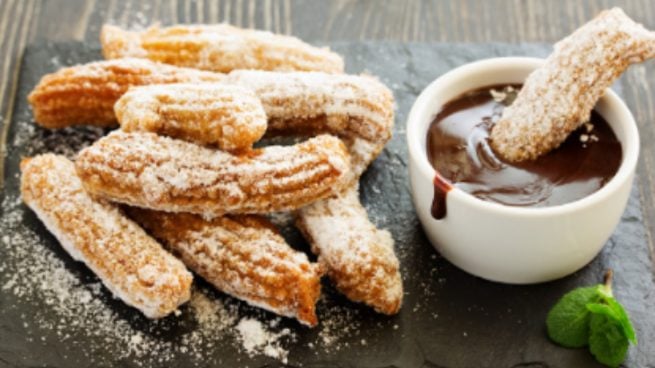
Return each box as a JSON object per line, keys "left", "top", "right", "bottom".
{"left": 406, "top": 56, "right": 640, "bottom": 217}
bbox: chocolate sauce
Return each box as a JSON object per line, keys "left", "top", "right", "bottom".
{"left": 426, "top": 84, "right": 622, "bottom": 218}
{"left": 431, "top": 174, "right": 451, "bottom": 219}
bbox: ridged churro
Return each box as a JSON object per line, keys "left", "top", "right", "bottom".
{"left": 127, "top": 208, "right": 323, "bottom": 326}
{"left": 296, "top": 185, "right": 402, "bottom": 315}
{"left": 28, "top": 58, "right": 224, "bottom": 129}
{"left": 20, "top": 154, "right": 193, "bottom": 318}
{"left": 75, "top": 131, "right": 353, "bottom": 217}
{"left": 225, "top": 70, "right": 393, "bottom": 141}
{"left": 115, "top": 83, "right": 267, "bottom": 152}
{"left": 101, "top": 24, "right": 344, "bottom": 73}
{"left": 490, "top": 8, "right": 655, "bottom": 162}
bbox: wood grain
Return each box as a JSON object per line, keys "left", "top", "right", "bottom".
{"left": 1, "top": 0, "right": 654, "bottom": 255}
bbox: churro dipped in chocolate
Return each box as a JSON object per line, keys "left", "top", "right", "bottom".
{"left": 127, "top": 208, "right": 323, "bottom": 326}
{"left": 28, "top": 58, "right": 224, "bottom": 129}
{"left": 101, "top": 24, "right": 344, "bottom": 73}
{"left": 75, "top": 131, "right": 352, "bottom": 217}
{"left": 490, "top": 8, "right": 655, "bottom": 162}
{"left": 20, "top": 154, "right": 193, "bottom": 318}
{"left": 115, "top": 83, "right": 267, "bottom": 152}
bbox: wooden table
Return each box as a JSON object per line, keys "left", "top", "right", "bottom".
{"left": 1, "top": 0, "right": 653, "bottom": 259}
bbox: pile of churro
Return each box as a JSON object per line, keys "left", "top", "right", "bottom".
{"left": 22, "top": 23, "right": 402, "bottom": 327}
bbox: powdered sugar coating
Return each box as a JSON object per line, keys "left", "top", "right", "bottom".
{"left": 28, "top": 58, "right": 224, "bottom": 129}
{"left": 296, "top": 185, "right": 403, "bottom": 315}
{"left": 101, "top": 24, "right": 344, "bottom": 73}
{"left": 116, "top": 83, "right": 267, "bottom": 152}
{"left": 225, "top": 70, "right": 394, "bottom": 145}
{"left": 343, "top": 137, "right": 387, "bottom": 177}
{"left": 20, "top": 154, "right": 193, "bottom": 318}
{"left": 75, "top": 131, "right": 353, "bottom": 217}
{"left": 491, "top": 8, "right": 655, "bottom": 162}
{"left": 128, "top": 209, "right": 323, "bottom": 326}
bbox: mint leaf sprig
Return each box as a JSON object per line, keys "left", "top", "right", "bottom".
{"left": 546, "top": 270, "right": 637, "bottom": 367}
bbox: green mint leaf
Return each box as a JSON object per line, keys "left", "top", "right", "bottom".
{"left": 606, "top": 297, "right": 637, "bottom": 344}
{"left": 587, "top": 298, "right": 637, "bottom": 345}
{"left": 588, "top": 311, "right": 630, "bottom": 367}
{"left": 546, "top": 286, "right": 603, "bottom": 347}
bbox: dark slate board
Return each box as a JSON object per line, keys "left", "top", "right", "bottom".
{"left": 1, "top": 41, "right": 654, "bottom": 368}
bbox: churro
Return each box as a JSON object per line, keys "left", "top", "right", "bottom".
{"left": 20, "top": 154, "right": 193, "bottom": 318}
{"left": 225, "top": 71, "right": 393, "bottom": 141}
{"left": 28, "top": 58, "right": 224, "bottom": 129}
{"left": 490, "top": 8, "right": 655, "bottom": 162}
{"left": 127, "top": 208, "right": 323, "bottom": 326}
{"left": 75, "top": 131, "right": 352, "bottom": 217}
{"left": 296, "top": 185, "right": 402, "bottom": 315}
{"left": 101, "top": 24, "right": 344, "bottom": 73}
{"left": 115, "top": 83, "right": 267, "bottom": 152}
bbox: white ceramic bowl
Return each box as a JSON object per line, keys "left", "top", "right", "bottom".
{"left": 407, "top": 57, "right": 640, "bottom": 284}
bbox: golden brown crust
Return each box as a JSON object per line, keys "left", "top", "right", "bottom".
{"left": 101, "top": 24, "right": 344, "bottom": 73}
{"left": 75, "top": 131, "right": 353, "bottom": 217}
{"left": 20, "top": 154, "right": 193, "bottom": 318}
{"left": 127, "top": 208, "right": 323, "bottom": 326}
{"left": 27, "top": 58, "right": 224, "bottom": 129}
{"left": 115, "top": 83, "right": 267, "bottom": 152}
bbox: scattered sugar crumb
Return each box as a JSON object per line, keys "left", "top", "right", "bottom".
{"left": 316, "top": 300, "right": 362, "bottom": 351}
{"left": 11, "top": 121, "right": 106, "bottom": 159}
{"left": 235, "top": 318, "right": 292, "bottom": 364}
